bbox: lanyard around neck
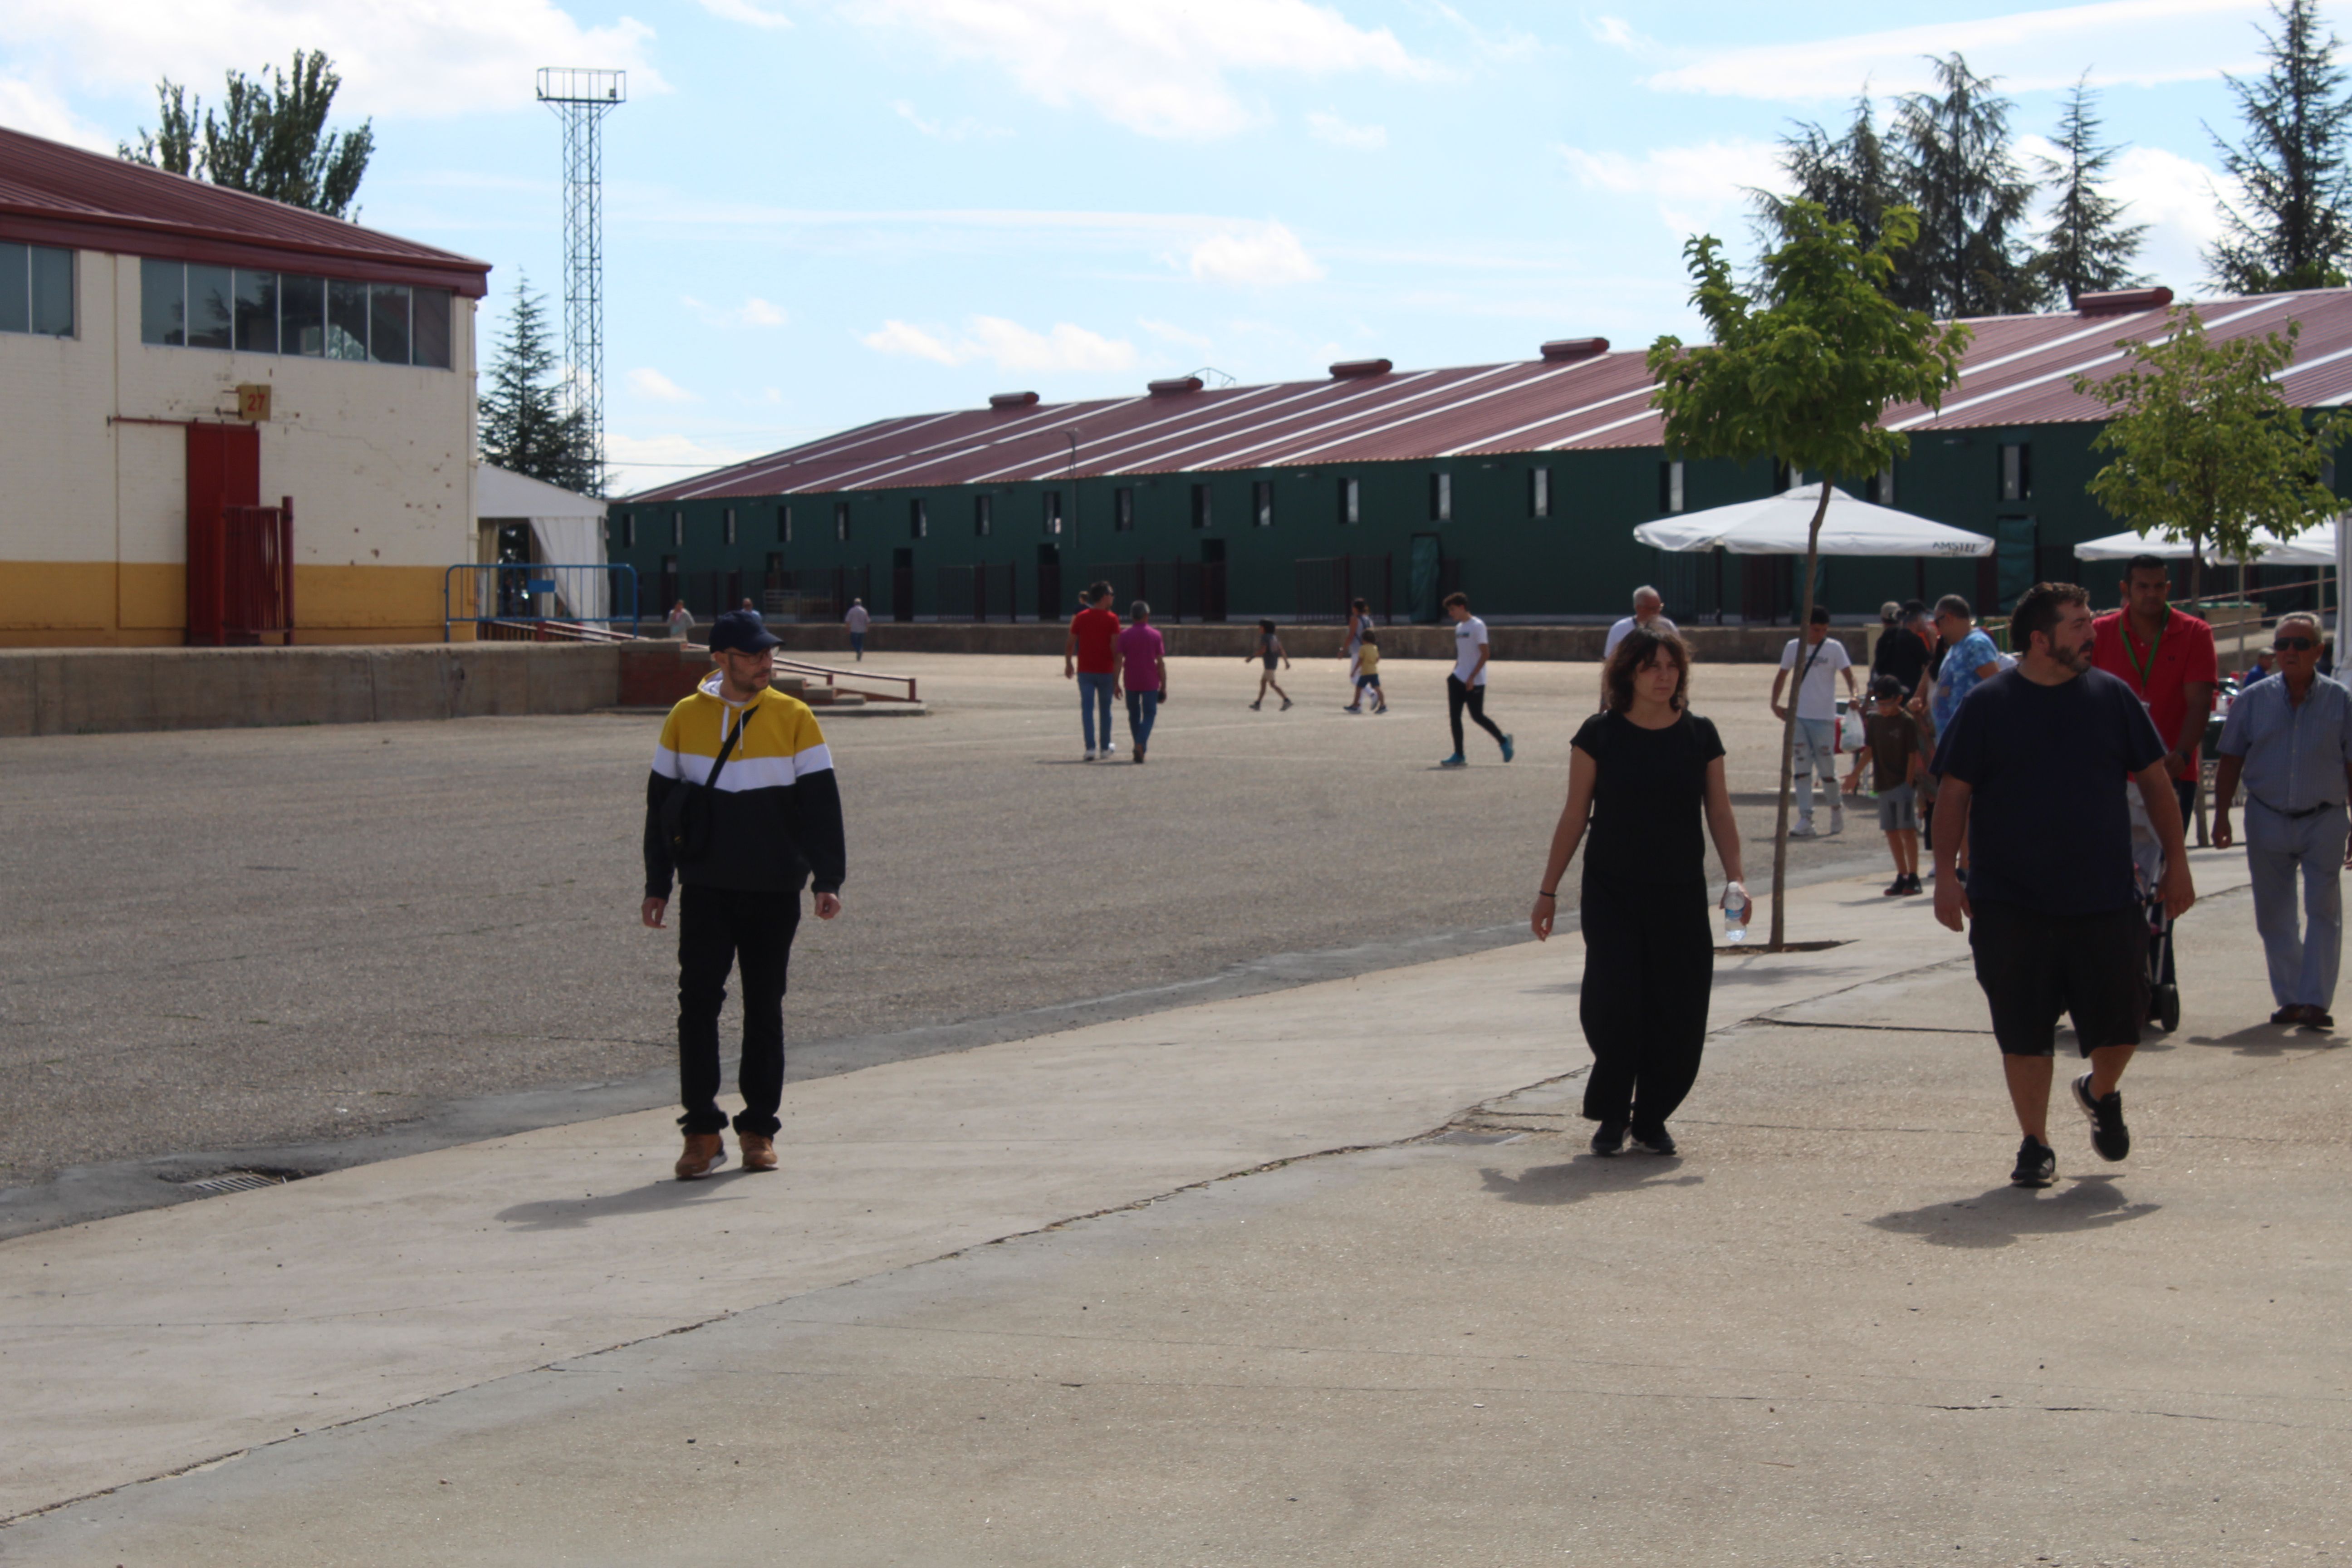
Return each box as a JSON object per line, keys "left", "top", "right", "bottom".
{"left": 2121, "top": 613, "right": 2165, "bottom": 692}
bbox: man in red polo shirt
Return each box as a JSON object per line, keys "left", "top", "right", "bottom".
{"left": 1062, "top": 581, "right": 1122, "bottom": 760}
{"left": 2091, "top": 554, "right": 2219, "bottom": 826}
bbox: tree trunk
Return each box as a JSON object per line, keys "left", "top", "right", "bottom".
{"left": 1768, "top": 482, "right": 1836, "bottom": 951}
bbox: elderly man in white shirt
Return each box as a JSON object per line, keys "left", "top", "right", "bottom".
{"left": 1600, "top": 586, "right": 1676, "bottom": 709}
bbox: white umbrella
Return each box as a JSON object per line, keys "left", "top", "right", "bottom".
{"left": 1634, "top": 483, "right": 1994, "bottom": 557}
{"left": 2073, "top": 522, "right": 2336, "bottom": 567}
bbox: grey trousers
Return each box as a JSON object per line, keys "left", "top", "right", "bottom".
{"left": 2246, "top": 801, "right": 2349, "bottom": 1010}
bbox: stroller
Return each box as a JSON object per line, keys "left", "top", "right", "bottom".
{"left": 2127, "top": 784, "right": 2181, "bottom": 1032}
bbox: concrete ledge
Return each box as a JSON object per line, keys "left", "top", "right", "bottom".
{"left": 754, "top": 622, "right": 1865, "bottom": 663}
{"left": 0, "top": 643, "right": 622, "bottom": 739}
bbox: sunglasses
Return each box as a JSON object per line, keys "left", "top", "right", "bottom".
{"left": 2274, "top": 637, "right": 2318, "bottom": 652}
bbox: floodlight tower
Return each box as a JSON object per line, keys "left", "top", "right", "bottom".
{"left": 535, "top": 67, "right": 625, "bottom": 492}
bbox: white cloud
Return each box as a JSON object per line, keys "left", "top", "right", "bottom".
{"left": 739, "top": 297, "right": 789, "bottom": 327}
{"left": 1587, "top": 15, "right": 1642, "bottom": 50}
{"left": 1139, "top": 317, "right": 1215, "bottom": 352}
{"left": 1188, "top": 221, "right": 1325, "bottom": 286}
{"left": 628, "top": 368, "right": 699, "bottom": 403}
{"left": 2081, "top": 142, "right": 2238, "bottom": 292}
{"left": 1644, "top": 0, "right": 2266, "bottom": 103}
{"left": 693, "top": 0, "right": 793, "bottom": 28}
{"left": 0, "top": 74, "right": 112, "bottom": 150}
{"left": 684, "top": 294, "right": 790, "bottom": 328}
{"left": 0, "top": 0, "right": 664, "bottom": 120}
{"left": 839, "top": 0, "right": 1428, "bottom": 139}
{"left": 1307, "top": 110, "right": 1386, "bottom": 150}
{"left": 1559, "top": 138, "right": 1783, "bottom": 235}
{"left": 860, "top": 315, "right": 1138, "bottom": 372}
{"left": 890, "top": 99, "right": 1013, "bottom": 141}
{"left": 607, "top": 431, "right": 780, "bottom": 499}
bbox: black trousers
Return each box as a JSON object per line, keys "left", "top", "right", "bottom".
{"left": 676, "top": 883, "right": 801, "bottom": 1137}
{"left": 1446, "top": 675, "right": 1506, "bottom": 754}
{"left": 1578, "top": 877, "right": 1714, "bottom": 1131}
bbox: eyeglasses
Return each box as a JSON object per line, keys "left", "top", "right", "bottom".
{"left": 2274, "top": 637, "right": 2318, "bottom": 652}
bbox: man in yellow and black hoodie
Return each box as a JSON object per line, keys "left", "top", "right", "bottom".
{"left": 642, "top": 611, "right": 847, "bottom": 1180}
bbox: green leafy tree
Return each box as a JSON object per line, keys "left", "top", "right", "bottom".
{"left": 2074, "top": 308, "right": 2352, "bottom": 608}
{"left": 2034, "top": 75, "right": 2149, "bottom": 304}
{"left": 1649, "top": 201, "right": 1972, "bottom": 948}
{"left": 479, "top": 275, "right": 600, "bottom": 495}
{"left": 2208, "top": 0, "right": 2352, "bottom": 292}
{"left": 120, "top": 50, "right": 373, "bottom": 220}
{"left": 1890, "top": 53, "right": 2048, "bottom": 316}
{"left": 1761, "top": 93, "right": 1901, "bottom": 258}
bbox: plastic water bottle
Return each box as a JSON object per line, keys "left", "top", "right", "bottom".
{"left": 1723, "top": 882, "right": 1752, "bottom": 945}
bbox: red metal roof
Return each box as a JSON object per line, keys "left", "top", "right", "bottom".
{"left": 0, "top": 124, "right": 490, "bottom": 297}
{"left": 627, "top": 286, "right": 2352, "bottom": 504}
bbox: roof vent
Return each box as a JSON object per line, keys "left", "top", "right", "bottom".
{"left": 1539, "top": 337, "right": 1610, "bottom": 362}
{"left": 2076, "top": 286, "right": 2173, "bottom": 316}
{"left": 988, "top": 391, "right": 1040, "bottom": 409}
{"left": 1328, "top": 358, "right": 1392, "bottom": 379}
{"left": 1148, "top": 376, "right": 1205, "bottom": 396}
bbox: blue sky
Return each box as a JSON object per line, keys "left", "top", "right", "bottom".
{"left": 0, "top": 0, "right": 2324, "bottom": 493}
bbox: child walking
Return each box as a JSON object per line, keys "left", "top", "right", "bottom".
{"left": 1248, "top": 620, "right": 1294, "bottom": 710}
{"left": 1352, "top": 629, "right": 1388, "bottom": 713}
{"left": 1845, "top": 674, "right": 1928, "bottom": 895}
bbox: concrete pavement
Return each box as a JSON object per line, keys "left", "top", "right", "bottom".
{"left": 9, "top": 846, "right": 2346, "bottom": 1563}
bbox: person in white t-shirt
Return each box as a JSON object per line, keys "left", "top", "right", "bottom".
{"left": 1600, "top": 586, "right": 1677, "bottom": 709}
{"left": 843, "top": 598, "right": 871, "bottom": 661}
{"left": 1770, "top": 605, "right": 1862, "bottom": 837}
{"left": 1440, "top": 592, "right": 1514, "bottom": 767}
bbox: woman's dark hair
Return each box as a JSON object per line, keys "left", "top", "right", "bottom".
{"left": 1258, "top": 618, "right": 1277, "bottom": 633}
{"left": 1605, "top": 623, "right": 1691, "bottom": 713}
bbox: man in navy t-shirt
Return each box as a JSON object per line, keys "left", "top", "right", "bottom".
{"left": 1931, "top": 581, "right": 2195, "bottom": 1190}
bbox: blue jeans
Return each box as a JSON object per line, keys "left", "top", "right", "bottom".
{"left": 1126, "top": 688, "right": 1160, "bottom": 750}
{"left": 1078, "top": 671, "right": 1116, "bottom": 751}
{"left": 850, "top": 632, "right": 865, "bottom": 660}
{"left": 2247, "top": 800, "right": 2348, "bottom": 1009}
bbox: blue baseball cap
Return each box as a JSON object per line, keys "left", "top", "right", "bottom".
{"left": 709, "top": 609, "right": 780, "bottom": 653}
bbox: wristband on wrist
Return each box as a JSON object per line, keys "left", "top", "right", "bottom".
{"left": 1537, "top": 889, "right": 1557, "bottom": 899}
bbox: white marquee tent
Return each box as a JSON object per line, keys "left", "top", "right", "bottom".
{"left": 1633, "top": 483, "right": 1994, "bottom": 557}
{"left": 2072, "top": 522, "right": 2337, "bottom": 568}
{"left": 475, "top": 464, "right": 610, "bottom": 619}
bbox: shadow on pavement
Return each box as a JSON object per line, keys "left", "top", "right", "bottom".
{"left": 1477, "top": 1158, "right": 1706, "bottom": 1206}
{"left": 495, "top": 1174, "right": 759, "bottom": 1231}
{"left": 1867, "top": 1175, "right": 2158, "bottom": 1250}
{"left": 2185, "top": 1022, "right": 2339, "bottom": 1055}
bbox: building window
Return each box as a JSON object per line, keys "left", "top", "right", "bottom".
{"left": 135, "top": 256, "right": 453, "bottom": 367}
{"left": 764, "top": 551, "right": 783, "bottom": 581}
{"left": 620, "top": 514, "right": 636, "bottom": 548}
{"left": 834, "top": 501, "right": 851, "bottom": 541}
{"left": 1044, "top": 490, "right": 1063, "bottom": 535}
{"left": 1872, "top": 466, "right": 1896, "bottom": 506}
{"left": 1430, "top": 471, "right": 1451, "bottom": 522}
{"left": 0, "top": 242, "right": 74, "bottom": 337}
{"left": 777, "top": 505, "right": 791, "bottom": 543}
{"left": 1660, "top": 460, "right": 1686, "bottom": 514}
{"left": 722, "top": 507, "right": 738, "bottom": 545}
{"left": 1338, "top": 476, "right": 1360, "bottom": 526}
{"left": 1114, "top": 486, "right": 1135, "bottom": 532}
{"left": 909, "top": 498, "right": 928, "bottom": 539}
{"left": 671, "top": 511, "right": 684, "bottom": 547}
{"left": 975, "top": 494, "right": 993, "bottom": 536}
{"left": 1191, "top": 483, "right": 1212, "bottom": 530}
{"left": 1530, "top": 466, "right": 1552, "bottom": 518}
{"left": 1999, "top": 442, "right": 2031, "bottom": 501}
{"left": 1254, "top": 480, "right": 1274, "bottom": 528}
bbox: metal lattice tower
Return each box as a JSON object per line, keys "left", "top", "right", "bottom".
{"left": 535, "top": 68, "right": 624, "bottom": 492}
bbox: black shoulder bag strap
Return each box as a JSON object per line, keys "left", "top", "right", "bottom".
{"left": 663, "top": 702, "right": 760, "bottom": 863}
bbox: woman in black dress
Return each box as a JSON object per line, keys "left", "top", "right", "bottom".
{"left": 1531, "top": 624, "right": 1746, "bottom": 1156}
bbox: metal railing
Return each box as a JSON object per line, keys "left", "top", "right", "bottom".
{"left": 444, "top": 563, "right": 640, "bottom": 642}
{"left": 774, "top": 656, "right": 918, "bottom": 704}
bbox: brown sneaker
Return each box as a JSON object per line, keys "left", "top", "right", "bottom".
{"left": 739, "top": 1133, "right": 778, "bottom": 1171}
{"left": 674, "top": 1132, "right": 728, "bottom": 1181}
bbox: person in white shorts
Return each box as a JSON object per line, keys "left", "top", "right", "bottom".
{"left": 1770, "top": 605, "right": 1860, "bottom": 837}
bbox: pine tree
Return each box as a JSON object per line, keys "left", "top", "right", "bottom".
{"left": 2207, "top": 0, "right": 2352, "bottom": 293}
{"left": 120, "top": 50, "right": 373, "bottom": 220}
{"left": 478, "top": 276, "right": 600, "bottom": 495}
{"left": 2035, "top": 75, "right": 2149, "bottom": 304}
{"left": 1890, "top": 54, "right": 2048, "bottom": 317}
{"left": 1761, "top": 94, "right": 1901, "bottom": 258}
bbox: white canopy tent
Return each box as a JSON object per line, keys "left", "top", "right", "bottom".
{"left": 1633, "top": 483, "right": 1994, "bottom": 557}
{"left": 2073, "top": 522, "right": 2337, "bottom": 568}
{"left": 474, "top": 464, "right": 610, "bottom": 619}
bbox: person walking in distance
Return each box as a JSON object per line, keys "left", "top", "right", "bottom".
{"left": 1600, "top": 586, "right": 1676, "bottom": 710}
{"left": 1353, "top": 628, "right": 1388, "bottom": 713}
{"left": 1531, "top": 625, "right": 1745, "bottom": 1156}
{"left": 1440, "top": 592, "right": 1513, "bottom": 766}
{"left": 1845, "top": 675, "right": 1928, "bottom": 894}
{"left": 843, "top": 598, "right": 870, "bottom": 662}
{"left": 1931, "top": 582, "right": 2193, "bottom": 1189}
{"left": 1770, "top": 606, "right": 1860, "bottom": 837}
{"left": 1247, "top": 619, "right": 1293, "bottom": 710}
{"left": 642, "top": 610, "right": 846, "bottom": 1181}
{"left": 1063, "top": 583, "right": 1121, "bottom": 760}
{"left": 1871, "top": 598, "right": 1935, "bottom": 702}
{"left": 1117, "top": 600, "right": 1168, "bottom": 763}
{"left": 666, "top": 599, "right": 694, "bottom": 640}
{"left": 1342, "top": 597, "right": 1373, "bottom": 712}
{"left": 2212, "top": 612, "right": 2352, "bottom": 1029}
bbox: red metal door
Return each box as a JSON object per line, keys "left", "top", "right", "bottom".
{"left": 186, "top": 424, "right": 260, "bottom": 645}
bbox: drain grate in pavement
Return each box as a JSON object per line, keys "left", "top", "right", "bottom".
{"left": 167, "top": 1170, "right": 307, "bottom": 1196}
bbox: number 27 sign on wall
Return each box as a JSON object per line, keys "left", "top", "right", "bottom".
{"left": 235, "top": 383, "right": 272, "bottom": 422}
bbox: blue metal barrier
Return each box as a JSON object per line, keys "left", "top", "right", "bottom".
{"left": 444, "top": 563, "right": 642, "bottom": 642}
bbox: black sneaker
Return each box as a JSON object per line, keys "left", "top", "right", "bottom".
{"left": 1883, "top": 875, "right": 1908, "bottom": 897}
{"left": 1590, "top": 1121, "right": 1627, "bottom": 1157}
{"left": 2010, "top": 1136, "right": 2056, "bottom": 1188}
{"left": 1628, "top": 1125, "right": 1677, "bottom": 1156}
{"left": 2072, "top": 1073, "right": 2130, "bottom": 1161}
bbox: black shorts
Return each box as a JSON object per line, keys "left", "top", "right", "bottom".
{"left": 1262, "top": 654, "right": 1279, "bottom": 671}
{"left": 1968, "top": 900, "right": 2147, "bottom": 1058}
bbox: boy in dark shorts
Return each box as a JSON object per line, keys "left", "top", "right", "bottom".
{"left": 1930, "top": 582, "right": 2195, "bottom": 1189}
{"left": 1845, "top": 675, "right": 1927, "bottom": 895}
